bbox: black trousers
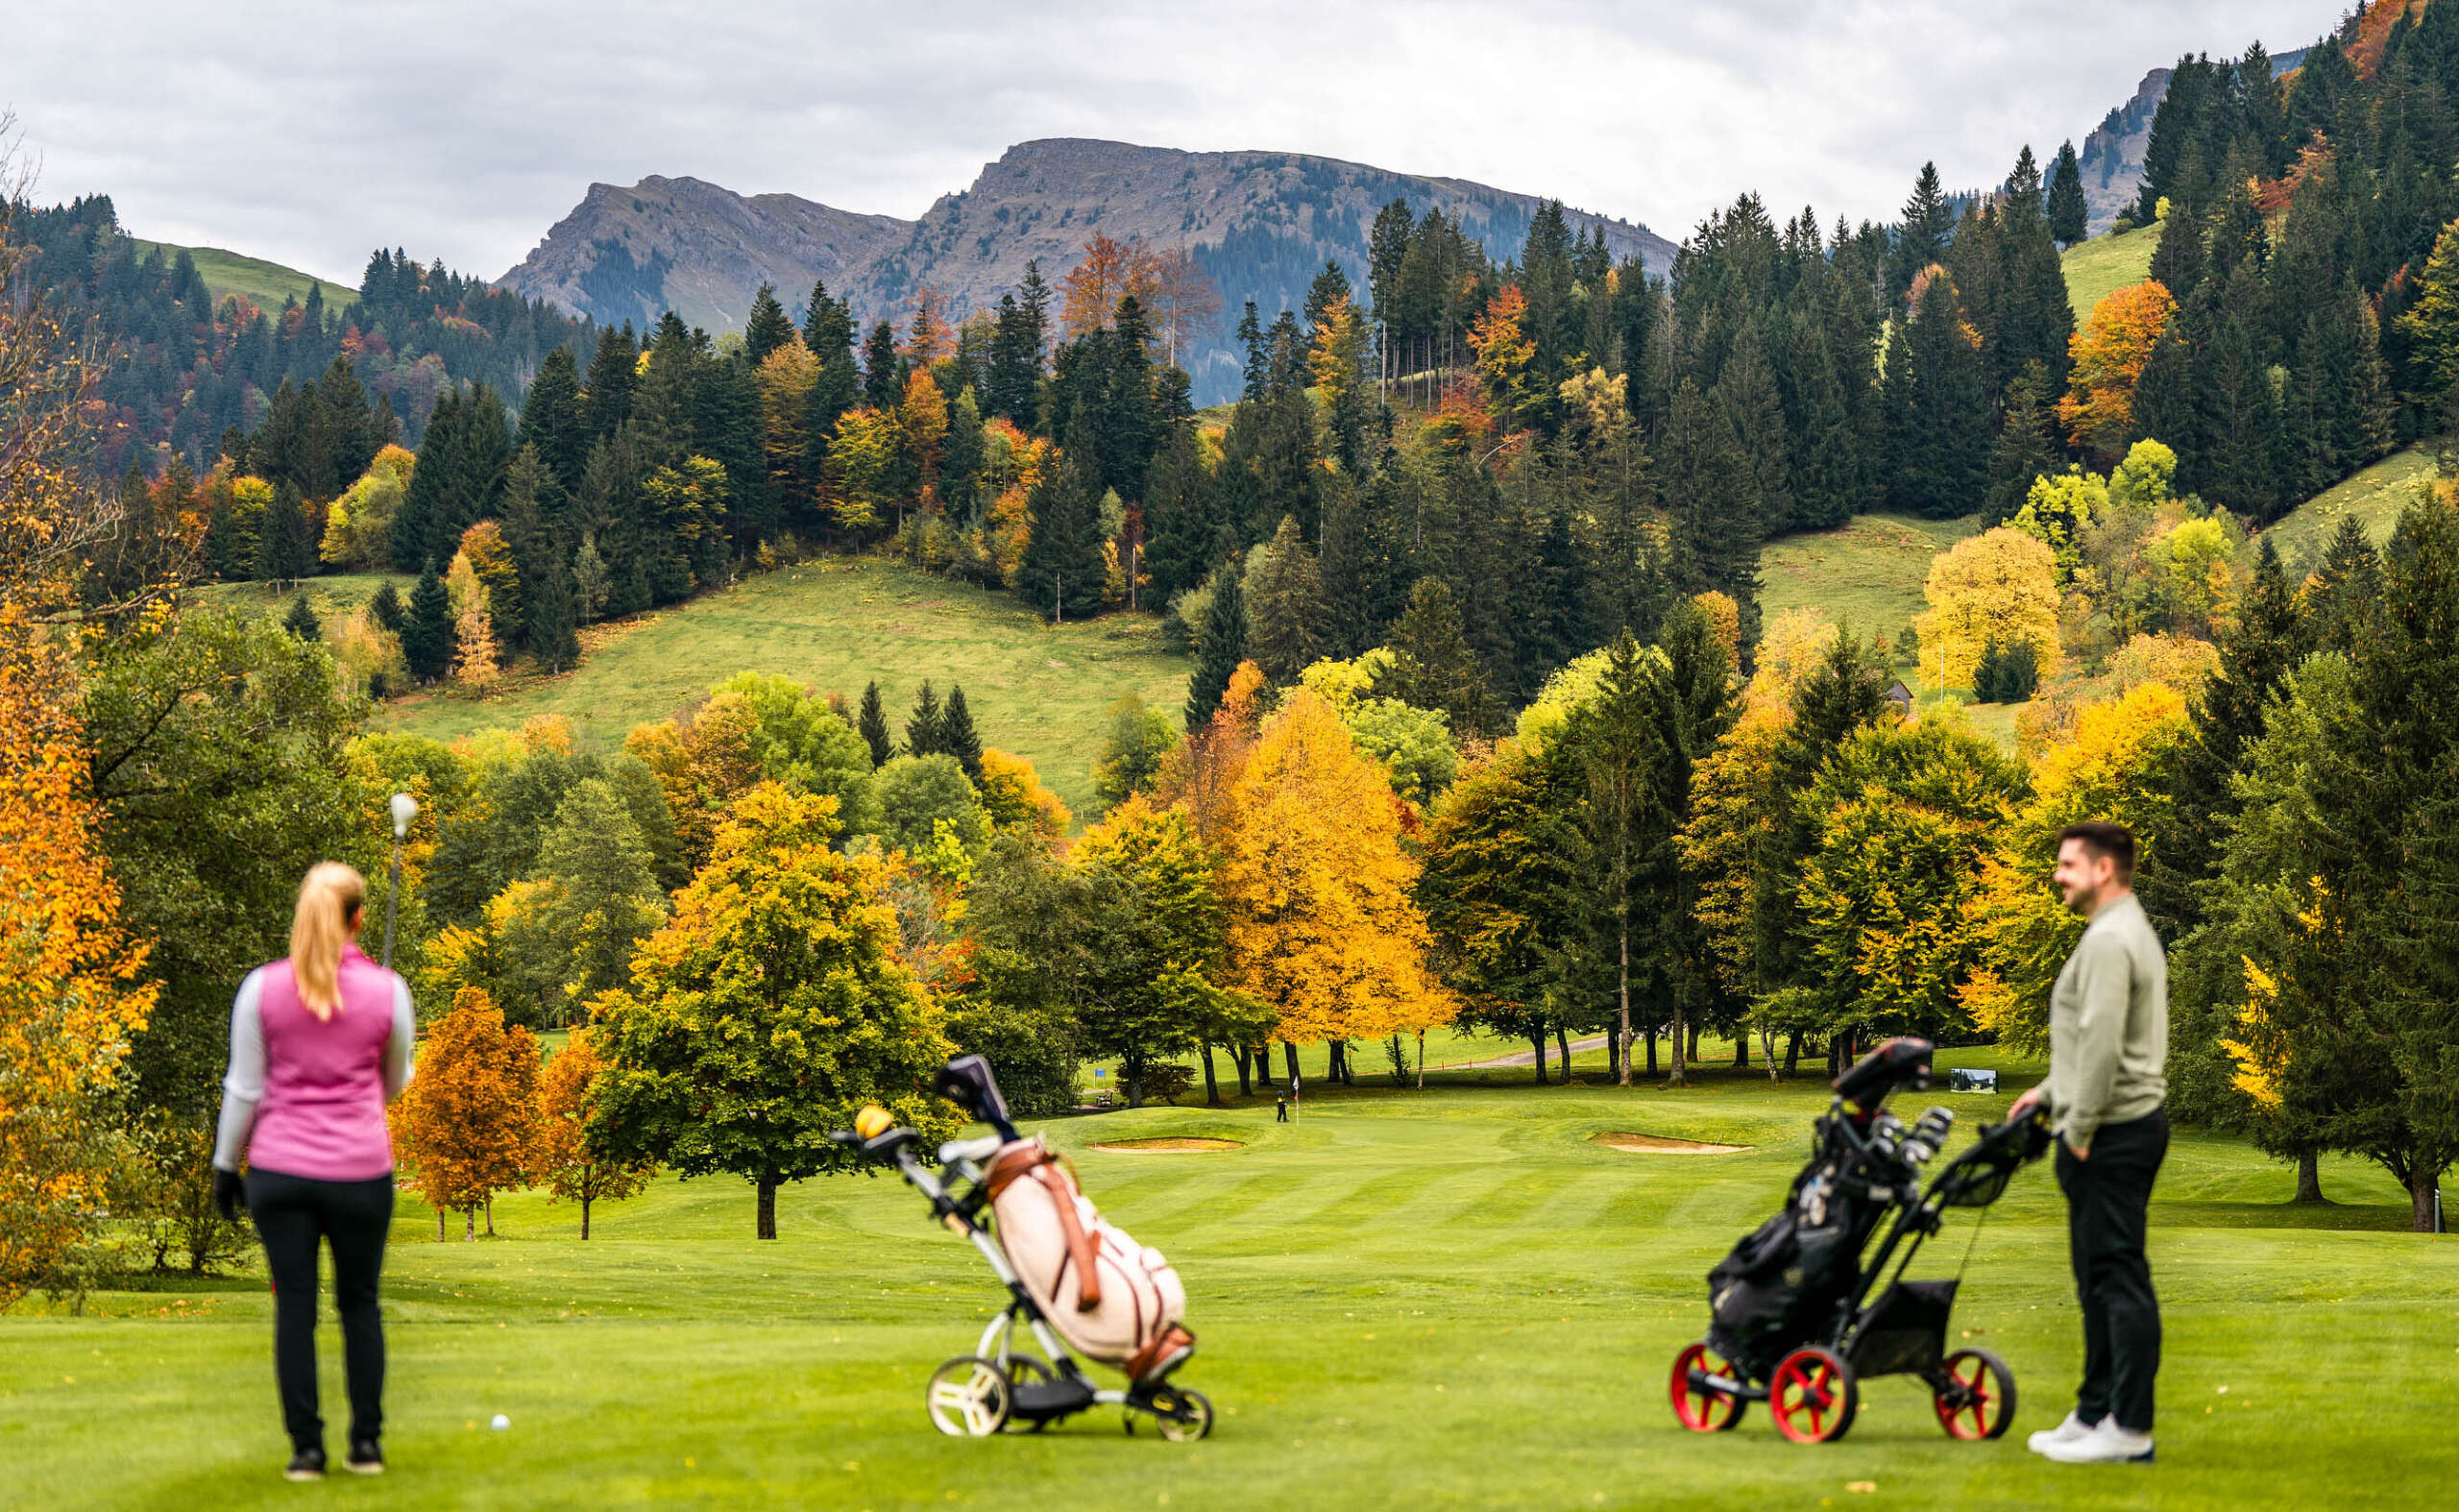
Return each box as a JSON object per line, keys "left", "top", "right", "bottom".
{"left": 247, "top": 1169, "right": 395, "bottom": 1451}
{"left": 2054, "top": 1108, "right": 2167, "bottom": 1432}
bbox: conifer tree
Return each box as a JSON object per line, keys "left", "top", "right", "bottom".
{"left": 256, "top": 481, "right": 316, "bottom": 584}
{"left": 1660, "top": 378, "right": 1764, "bottom": 644}
{"left": 1017, "top": 408, "right": 1108, "bottom": 622}
{"left": 1885, "top": 271, "right": 1991, "bottom": 519}
{"left": 1140, "top": 420, "right": 1215, "bottom": 603}
{"left": 582, "top": 324, "right": 639, "bottom": 443}
{"left": 743, "top": 282, "right": 795, "bottom": 367}
{"left": 402, "top": 558, "right": 455, "bottom": 682}
{"left": 369, "top": 579, "right": 405, "bottom": 634}
{"left": 1184, "top": 568, "right": 1248, "bottom": 726}
{"left": 1984, "top": 360, "right": 2064, "bottom": 523}
{"left": 280, "top": 593, "right": 321, "bottom": 641}
{"left": 519, "top": 344, "right": 588, "bottom": 498}
{"left": 861, "top": 321, "right": 901, "bottom": 410}
{"left": 940, "top": 686, "right": 985, "bottom": 782}
{"left": 1891, "top": 162, "right": 1955, "bottom": 296}
{"left": 857, "top": 680, "right": 892, "bottom": 768}
{"left": 2047, "top": 140, "right": 2087, "bottom": 246}
{"left": 1381, "top": 576, "right": 1495, "bottom": 738}
{"left": 1243, "top": 514, "right": 1330, "bottom": 681}
{"left": 905, "top": 681, "right": 944, "bottom": 758}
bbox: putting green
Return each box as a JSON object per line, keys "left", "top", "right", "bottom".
{"left": 4, "top": 1049, "right": 2454, "bottom": 1509}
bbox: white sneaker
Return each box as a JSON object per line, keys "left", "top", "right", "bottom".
{"left": 2037, "top": 1416, "right": 2155, "bottom": 1464}
{"left": 2026, "top": 1411, "right": 2095, "bottom": 1453}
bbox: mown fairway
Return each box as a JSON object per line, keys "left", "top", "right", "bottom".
{"left": 375, "top": 557, "right": 1191, "bottom": 818}
{"left": 6, "top": 1048, "right": 2453, "bottom": 1511}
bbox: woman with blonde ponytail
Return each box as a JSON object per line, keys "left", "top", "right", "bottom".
{"left": 211, "top": 862, "right": 416, "bottom": 1481}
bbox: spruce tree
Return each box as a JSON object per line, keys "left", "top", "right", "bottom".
{"left": 1017, "top": 407, "right": 1108, "bottom": 622}
{"left": 2047, "top": 140, "right": 2088, "bottom": 246}
{"left": 1660, "top": 378, "right": 1764, "bottom": 642}
{"left": 857, "top": 680, "right": 893, "bottom": 768}
{"left": 281, "top": 593, "right": 321, "bottom": 642}
{"left": 1884, "top": 271, "right": 1991, "bottom": 519}
{"left": 1184, "top": 568, "right": 1247, "bottom": 726}
{"left": 524, "top": 547, "right": 580, "bottom": 673}
{"left": 402, "top": 558, "right": 455, "bottom": 682}
{"left": 743, "top": 282, "right": 795, "bottom": 367}
{"left": 2307, "top": 513, "right": 2384, "bottom": 656}
{"left": 1140, "top": 421, "right": 1215, "bottom": 602}
{"left": 940, "top": 686, "right": 985, "bottom": 783}
{"left": 369, "top": 578, "right": 405, "bottom": 633}
{"left": 1984, "top": 360, "right": 2064, "bottom": 524}
{"left": 1243, "top": 514, "right": 1330, "bottom": 681}
{"left": 393, "top": 385, "right": 460, "bottom": 569}
{"left": 861, "top": 321, "right": 901, "bottom": 409}
{"left": 582, "top": 324, "right": 639, "bottom": 442}
{"left": 1891, "top": 161, "right": 1955, "bottom": 296}
{"left": 256, "top": 481, "right": 317, "bottom": 584}
{"left": 906, "top": 681, "right": 944, "bottom": 757}
{"left": 520, "top": 344, "right": 588, "bottom": 498}
{"left": 1382, "top": 576, "right": 1495, "bottom": 738}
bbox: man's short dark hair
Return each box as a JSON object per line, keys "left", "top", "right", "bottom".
{"left": 2057, "top": 821, "right": 2135, "bottom": 883}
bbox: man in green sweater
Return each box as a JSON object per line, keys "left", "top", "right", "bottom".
{"left": 2008, "top": 820, "right": 2167, "bottom": 1466}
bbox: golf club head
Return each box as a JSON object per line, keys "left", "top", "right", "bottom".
{"left": 935, "top": 1055, "right": 1018, "bottom": 1139}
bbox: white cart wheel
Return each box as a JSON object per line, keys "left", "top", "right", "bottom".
{"left": 925, "top": 1355, "right": 1011, "bottom": 1437}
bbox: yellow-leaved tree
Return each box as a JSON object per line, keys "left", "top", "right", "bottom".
{"left": 1219, "top": 690, "right": 1452, "bottom": 1085}
{"left": 1961, "top": 682, "right": 2188, "bottom": 1051}
{"left": 1914, "top": 526, "right": 2063, "bottom": 694}
{"left": 534, "top": 1027, "right": 654, "bottom": 1239}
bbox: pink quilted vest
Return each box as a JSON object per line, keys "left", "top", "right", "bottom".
{"left": 248, "top": 944, "right": 401, "bottom": 1182}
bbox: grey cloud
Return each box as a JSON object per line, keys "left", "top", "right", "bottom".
{"left": 6, "top": 1, "right": 2333, "bottom": 284}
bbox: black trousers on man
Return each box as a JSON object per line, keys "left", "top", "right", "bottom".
{"left": 2054, "top": 1108, "right": 2167, "bottom": 1432}
{"left": 247, "top": 1169, "right": 395, "bottom": 1451}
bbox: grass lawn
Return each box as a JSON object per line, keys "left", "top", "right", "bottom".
{"left": 2060, "top": 222, "right": 2158, "bottom": 322}
{"left": 2265, "top": 445, "right": 2437, "bottom": 571}
{"left": 7, "top": 1053, "right": 2452, "bottom": 1511}
{"left": 1759, "top": 513, "right": 1981, "bottom": 641}
{"left": 131, "top": 239, "right": 361, "bottom": 314}
{"left": 375, "top": 556, "right": 1189, "bottom": 819}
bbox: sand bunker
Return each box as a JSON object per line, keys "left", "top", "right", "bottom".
{"left": 1088, "top": 1137, "right": 1246, "bottom": 1154}
{"left": 1591, "top": 1132, "right": 1752, "bottom": 1155}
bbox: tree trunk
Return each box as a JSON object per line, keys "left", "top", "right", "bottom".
{"left": 1555, "top": 1025, "right": 1571, "bottom": 1080}
{"left": 1785, "top": 1033, "right": 1801, "bottom": 1075}
{"left": 581, "top": 1194, "right": 593, "bottom": 1241}
{"left": 485, "top": 1195, "right": 495, "bottom": 1237}
{"left": 1761, "top": 1026, "right": 1781, "bottom": 1083}
{"left": 1687, "top": 1021, "right": 1701, "bottom": 1063}
{"left": 464, "top": 1207, "right": 475, "bottom": 1242}
{"left": 1327, "top": 1040, "right": 1345, "bottom": 1085}
{"left": 1734, "top": 1034, "right": 1748, "bottom": 1069}
{"left": 1528, "top": 1032, "right": 1548, "bottom": 1085}
{"left": 2295, "top": 1148, "right": 2326, "bottom": 1204}
{"left": 1416, "top": 1029, "right": 1426, "bottom": 1090}
{"left": 1616, "top": 922, "right": 1633, "bottom": 1087}
{"left": 1234, "top": 1045, "right": 1252, "bottom": 1098}
{"left": 1201, "top": 1042, "right": 1222, "bottom": 1106}
{"left": 1644, "top": 1028, "right": 1659, "bottom": 1077}
{"left": 437, "top": 1207, "right": 446, "bottom": 1242}
{"left": 757, "top": 1175, "right": 778, "bottom": 1241}
{"left": 1282, "top": 1041, "right": 1300, "bottom": 1089}
{"left": 1668, "top": 1011, "right": 1689, "bottom": 1086}
{"left": 2411, "top": 1169, "right": 2442, "bottom": 1233}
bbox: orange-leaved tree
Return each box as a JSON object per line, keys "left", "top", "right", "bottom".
{"left": 397, "top": 986, "right": 540, "bottom": 1240}
{"left": 534, "top": 1027, "right": 653, "bottom": 1239}
{"left": 2057, "top": 279, "right": 2176, "bottom": 462}
{"left": 1219, "top": 690, "right": 1452, "bottom": 1086}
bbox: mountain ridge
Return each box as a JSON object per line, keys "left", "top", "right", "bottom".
{"left": 497, "top": 137, "right": 1678, "bottom": 401}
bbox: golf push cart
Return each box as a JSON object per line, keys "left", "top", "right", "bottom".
{"left": 1668, "top": 1037, "right": 2053, "bottom": 1445}
{"left": 833, "top": 1055, "right": 1213, "bottom": 1441}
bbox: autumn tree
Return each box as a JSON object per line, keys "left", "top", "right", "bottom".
{"left": 589, "top": 784, "right": 958, "bottom": 1238}
{"left": 1913, "top": 526, "right": 2063, "bottom": 693}
{"left": 397, "top": 987, "right": 540, "bottom": 1241}
{"left": 534, "top": 1027, "right": 655, "bottom": 1239}
{"left": 1220, "top": 691, "right": 1452, "bottom": 1085}
{"left": 2058, "top": 280, "right": 2177, "bottom": 462}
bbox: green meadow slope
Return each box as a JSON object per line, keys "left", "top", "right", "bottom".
{"left": 2059, "top": 220, "right": 2157, "bottom": 319}
{"left": 376, "top": 557, "right": 1189, "bottom": 818}
{"left": 131, "top": 238, "right": 360, "bottom": 312}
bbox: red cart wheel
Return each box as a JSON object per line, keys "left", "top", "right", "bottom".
{"left": 1933, "top": 1348, "right": 2017, "bottom": 1440}
{"left": 1668, "top": 1342, "right": 1748, "bottom": 1431}
{"left": 1768, "top": 1346, "right": 1859, "bottom": 1445}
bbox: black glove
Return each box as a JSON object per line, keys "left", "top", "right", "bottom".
{"left": 213, "top": 1166, "right": 246, "bottom": 1224}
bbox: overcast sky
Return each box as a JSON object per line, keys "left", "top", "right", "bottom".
{"left": 9, "top": 1, "right": 2334, "bottom": 285}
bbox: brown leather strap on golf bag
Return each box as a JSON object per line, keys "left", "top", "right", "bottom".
{"left": 986, "top": 1141, "right": 1102, "bottom": 1310}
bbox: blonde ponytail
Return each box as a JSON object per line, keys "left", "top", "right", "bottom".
{"left": 289, "top": 862, "right": 368, "bottom": 1021}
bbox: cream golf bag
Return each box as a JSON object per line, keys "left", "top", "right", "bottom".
{"left": 985, "top": 1136, "right": 1194, "bottom": 1385}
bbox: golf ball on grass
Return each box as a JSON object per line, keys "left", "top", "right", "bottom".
{"left": 490, "top": 1414, "right": 510, "bottom": 1431}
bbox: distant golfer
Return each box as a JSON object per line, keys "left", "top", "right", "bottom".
{"left": 2008, "top": 822, "right": 2167, "bottom": 1465}
{"left": 211, "top": 864, "right": 417, "bottom": 1481}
